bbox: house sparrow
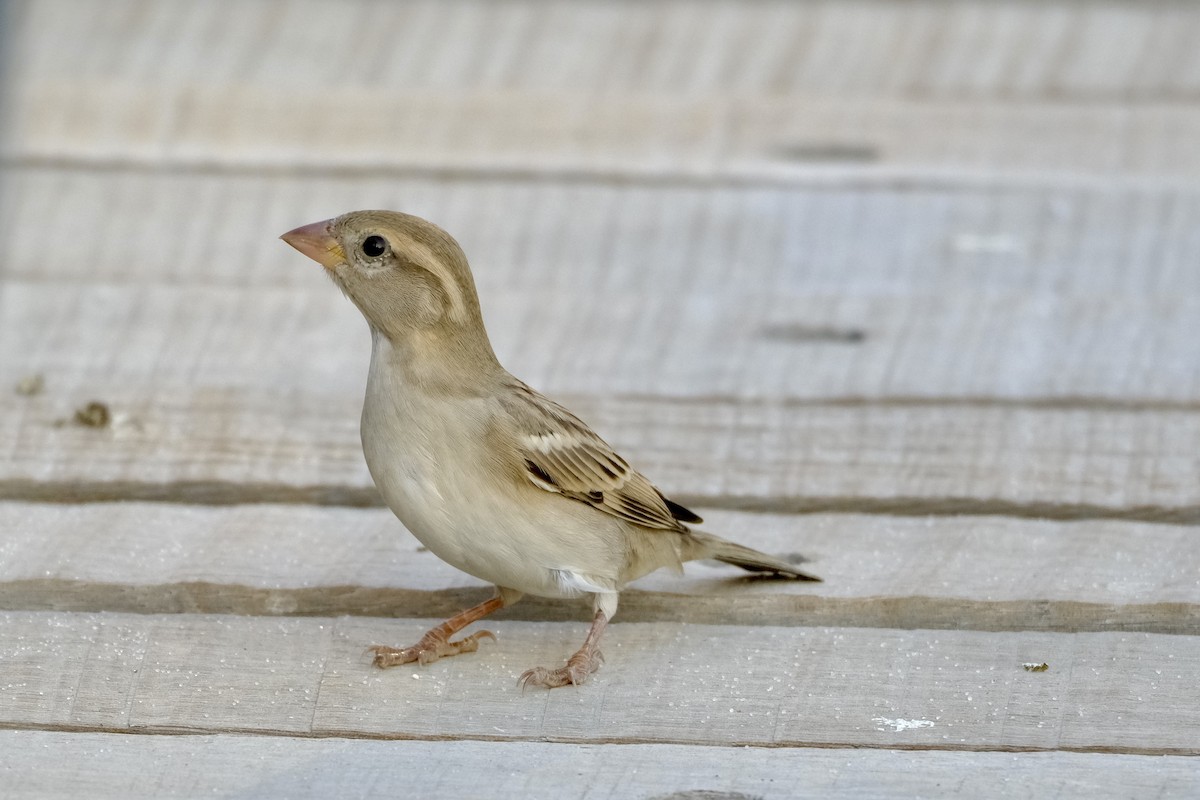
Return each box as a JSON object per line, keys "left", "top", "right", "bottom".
{"left": 281, "top": 210, "right": 819, "bottom": 689}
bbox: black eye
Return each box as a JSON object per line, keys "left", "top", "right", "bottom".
{"left": 361, "top": 235, "right": 387, "bottom": 258}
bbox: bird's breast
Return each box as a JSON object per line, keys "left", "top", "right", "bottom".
{"left": 358, "top": 363, "right": 631, "bottom": 596}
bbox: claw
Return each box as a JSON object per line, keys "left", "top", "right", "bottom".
{"left": 518, "top": 648, "right": 604, "bottom": 690}
{"left": 518, "top": 666, "right": 554, "bottom": 690}
{"left": 368, "top": 629, "right": 496, "bottom": 669}
{"left": 517, "top": 610, "right": 609, "bottom": 690}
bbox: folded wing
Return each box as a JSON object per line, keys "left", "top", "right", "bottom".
{"left": 498, "top": 381, "right": 703, "bottom": 531}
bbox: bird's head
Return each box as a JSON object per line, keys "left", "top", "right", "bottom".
{"left": 281, "top": 210, "right": 487, "bottom": 344}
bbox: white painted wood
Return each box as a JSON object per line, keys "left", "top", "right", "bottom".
{"left": 8, "top": 1, "right": 1200, "bottom": 101}
{"left": 8, "top": 1, "right": 1200, "bottom": 186}
{"left": 0, "top": 502, "right": 1195, "bottom": 633}
{"left": 7, "top": 169, "right": 1200, "bottom": 299}
{"left": 3, "top": 731, "right": 1198, "bottom": 800}
{"left": 4, "top": 501, "right": 1196, "bottom": 604}
{"left": 4, "top": 0, "right": 1198, "bottom": 777}
{"left": 4, "top": 385, "right": 1199, "bottom": 519}
{"left": 11, "top": 85, "right": 1200, "bottom": 181}
{"left": 4, "top": 278, "right": 1200, "bottom": 403}
{"left": 0, "top": 612, "right": 1196, "bottom": 753}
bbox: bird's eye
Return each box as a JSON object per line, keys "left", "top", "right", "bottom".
{"left": 361, "top": 235, "right": 387, "bottom": 258}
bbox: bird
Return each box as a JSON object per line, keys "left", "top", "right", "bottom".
{"left": 281, "top": 210, "right": 819, "bottom": 689}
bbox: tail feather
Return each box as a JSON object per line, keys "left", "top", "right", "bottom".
{"left": 688, "top": 531, "right": 821, "bottom": 582}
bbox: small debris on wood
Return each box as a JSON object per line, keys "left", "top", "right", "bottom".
{"left": 873, "top": 717, "right": 936, "bottom": 733}
{"left": 15, "top": 374, "right": 44, "bottom": 396}
{"left": 73, "top": 401, "right": 112, "bottom": 428}
{"left": 649, "top": 792, "right": 765, "bottom": 800}
{"left": 759, "top": 323, "right": 867, "bottom": 344}
{"left": 1022, "top": 662, "right": 1050, "bottom": 672}
{"left": 773, "top": 142, "right": 880, "bottom": 163}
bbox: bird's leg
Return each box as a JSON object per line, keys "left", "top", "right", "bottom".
{"left": 368, "top": 595, "right": 505, "bottom": 668}
{"left": 519, "top": 610, "right": 609, "bottom": 689}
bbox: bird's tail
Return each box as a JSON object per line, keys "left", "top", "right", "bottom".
{"left": 688, "top": 530, "right": 821, "bottom": 582}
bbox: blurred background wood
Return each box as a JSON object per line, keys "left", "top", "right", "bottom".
{"left": 1, "top": 1, "right": 1197, "bottom": 797}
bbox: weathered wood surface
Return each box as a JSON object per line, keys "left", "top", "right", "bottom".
{"left": 12, "top": 279, "right": 1196, "bottom": 402}
{"left": 2, "top": 502, "right": 1195, "bottom": 633}
{"left": 6, "top": 732, "right": 1198, "bottom": 800}
{"left": 1, "top": 611, "right": 1196, "bottom": 754}
{"left": 5, "top": 172, "right": 1199, "bottom": 416}
{"left": 8, "top": 169, "right": 1200, "bottom": 298}
{"left": 13, "top": 89, "right": 1200, "bottom": 182}
{"left": 3, "top": 0, "right": 1198, "bottom": 794}
{"left": 6, "top": 385, "right": 1200, "bottom": 521}
{"left": 3, "top": 221, "right": 1199, "bottom": 515}
{"left": 9, "top": 0, "right": 1200, "bottom": 185}
{"left": 8, "top": 1, "right": 1200, "bottom": 101}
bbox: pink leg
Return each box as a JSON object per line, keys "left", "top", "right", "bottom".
{"left": 368, "top": 595, "right": 505, "bottom": 668}
{"left": 519, "top": 610, "right": 608, "bottom": 689}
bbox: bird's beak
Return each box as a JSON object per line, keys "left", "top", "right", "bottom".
{"left": 280, "top": 219, "right": 345, "bottom": 269}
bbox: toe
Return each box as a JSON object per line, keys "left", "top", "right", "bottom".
{"left": 565, "top": 664, "right": 593, "bottom": 685}
{"left": 416, "top": 647, "right": 442, "bottom": 666}
{"left": 369, "top": 629, "right": 495, "bottom": 669}
{"left": 518, "top": 666, "right": 558, "bottom": 689}
{"left": 518, "top": 665, "right": 590, "bottom": 690}
{"left": 449, "top": 630, "right": 492, "bottom": 656}
{"left": 367, "top": 644, "right": 418, "bottom": 668}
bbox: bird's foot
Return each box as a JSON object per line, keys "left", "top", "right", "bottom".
{"left": 519, "top": 647, "right": 605, "bottom": 689}
{"left": 368, "top": 628, "right": 496, "bottom": 668}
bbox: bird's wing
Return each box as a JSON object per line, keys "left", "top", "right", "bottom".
{"left": 497, "top": 380, "right": 702, "bottom": 531}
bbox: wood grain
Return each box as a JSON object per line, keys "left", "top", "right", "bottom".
{"left": 3, "top": 731, "right": 1198, "bottom": 800}
{"left": 12, "top": 86, "right": 1200, "bottom": 181}
{"left": 7, "top": 168, "right": 1200, "bottom": 298}
{"left": 8, "top": 0, "right": 1200, "bottom": 101}
{"left": 4, "top": 276, "right": 1200, "bottom": 404}
{"left": 1, "top": 611, "right": 1196, "bottom": 754}
{"left": 4, "top": 0, "right": 1198, "bottom": 780}
{"left": 9, "top": 0, "right": 1200, "bottom": 188}
{"left": 4, "top": 386, "right": 1199, "bottom": 521}
{"left": 0, "top": 502, "right": 1195, "bottom": 634}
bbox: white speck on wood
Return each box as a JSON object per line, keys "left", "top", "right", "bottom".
{"left": 874, "top": 717, "right": 936, "bottom": 733}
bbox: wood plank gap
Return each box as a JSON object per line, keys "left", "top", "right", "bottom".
{"left": 1, "top": 581, "right": 1194, "bottom": 636}
{"left": 7, "top": 154, "right": 1200, "bottom": 194}
{"left": 616, "top": 393, "right": 1200, "bottom": 415}
{"left": 0, "top": 721, "right": 1193, "bottom": 758}
{"left": 679, "top": 496, "right": 1200, "bottom": 527}
{"left": 2, "top": 480, "right": 1197, "bottom": 527}
{"left": 7, "top": 733, "right": 1196, "bottom": 800}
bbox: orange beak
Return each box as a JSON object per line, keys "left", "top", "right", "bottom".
{"left": 280, "top": 219, "right": 345, "bottom": 269}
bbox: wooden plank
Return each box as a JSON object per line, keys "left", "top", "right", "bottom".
{"left": 1, "top": 611, "right": 1196, "bottom": 753}
{"left": 4, "top": 278, "right": 1200, "bottom": 404}
{"left": 6, "top": 168, "right": 1200, "bottom": 297}
{"left": 3, "top": 382, "right": 1199, "bottom": 520}
{"left": 0, "top": 502, "right": 1196, "bottom": 634}
{"left": 7, "top": 0, "right": 1200, "bottom": 102}
{"left": 3, "top": 731, "right": 1198, "bottom": 800}
{"left": 11, "top": 84, "right": 1200, "bottom": 181}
